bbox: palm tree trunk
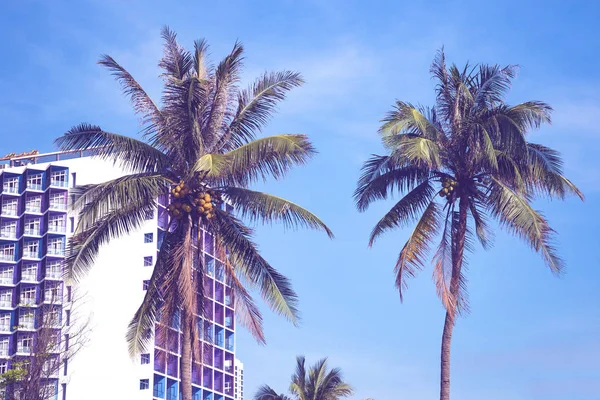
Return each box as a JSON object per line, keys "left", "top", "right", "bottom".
{"left": 181, "top": 312, "right": 193, "bottom": 400}
{"left": 440, "top": 196, "right": 468, "bottom": 400}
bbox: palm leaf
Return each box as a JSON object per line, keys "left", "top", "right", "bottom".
{"left": 219, "top": 187, "right": 333, "bottom": 238}
{"left": 526, "top": 143, "right": 584, "bottom": 200}
{"left": 254, "top": 385, "right": 292, "bottom": 400}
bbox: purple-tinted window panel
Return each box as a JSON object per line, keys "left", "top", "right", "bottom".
{"left": 192, "top": 362, "right": 202, "bottom": 385}
{"left": 203, "top": 344, "right": 214, "bottom": 366}
{"left": 224, "top": 287, "right": 232, "bottom": 307}
{"left": 203, "top": 232, "right": 214, "bottom": 255}
{"left": 167, "top": 329, "right": 179, "bottom": 353}
{"left": 225, "top": 309, "right": 234, "bottom": 329}
{"left": 204, "top": 299, "right": 213, "bottom": 320}
{"left": 224, "top": 374, "right": 234, "bottom": 396}
{"left": 214, "top": 371, "right": 223, "bottom": 393}
{"left": 215, "top": 304, "right": 224, "bottom": 326}
{"left": 224, "top": 352, "right": 234, "bottom": 373}
{"left": 214, "top": 283, "right": 224, "bottom": 304}
{"left": 205, "top": 255, "right": 214, "bottom": 277}
{"left": 154, "top": 349, "right": 166, "bottom": 373}
{"left": 215, "top": 261, "right": 224, "bottom": 282}
{"left": 204, "top": 322, "right": 213, "bottom": 342}
{"left": 158, "top": 194, "right": 169, "bottom": 207}
{"left": 167, "top": 353, "right": 178, "bottom": 377}
{"left": 155, "top": 325, "right": 166, "bottom": 348}
{"left": 204, "top": 278, "right": 214, "bottom": 299}
{"left": 215, "top": 327, "right": 224, "bottom": 348}
{"left": 158, "top": 209, "right": 169, "bottom": 230}
{"left": 202, "top": 367, "right": 213, "bottom": 390}
{"left": 214, "top": 348, "right": 223, "bottom": 370}
{"left": 225, "top": 330, "right": 233, "bottom": 351}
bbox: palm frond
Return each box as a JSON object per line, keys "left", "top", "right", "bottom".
{"left": 290, "top": 356, "right": 307, "bottom": 400}
{"left": 65, "top": 202, "right": 155, "bottom": 282}
{"left": 433, "top": 206, "right": 454, "bottom": 312}
{"left": 526, "top": 143, "right": 584, "bottom": 200}
{"left": 369, "top": 180, "right": 436, "bottom": 245}
{"left": 354, "top": 154, "right": 430, "bottom": 212}
{"left": 55, "top": 124, "right": 170, "bottom": 173}
{"left": 394, "top": 200, "right": 441, "bottom": 300}
{"left": 71, "top": 173, "right": 170, "bottom": 232}
{"left": 212, "top": 211, "right": 299, "bottom": 324}
{"left": 159, "top": 26, "right": 194, "bottom": 80}
{"left": 195, "top": 135, "right": 316, "bottom": 186}
{"left": 219, "top": 187, "right": 333, "bottom": 238}
{"left": 217, "top": 71, "right": 304, "bottom": 151}
{"left": 379, "top": 102, "right": 444, "bottom": 141}
{"left": 487, "top": 178, "right": 564, "bottom": 273}
{"left": 254, "top": 385, "right": 291, "bottom": 400}
{"left": 193, "top": 39, "right": 210, "bottom": 80}
{"left": 385, "top": 135, "right": 442, "bottom": 169}
{"left": 474, "top": 64, "right": 518, "bottom": 109}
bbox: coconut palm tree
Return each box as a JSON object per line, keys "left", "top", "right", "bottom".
{"left": 255, "top": 356, "right": 353, "bottom": 400}
{"left": 354, "top": 50, "right": 583, "bottom": 400}
{"left": 56, "top": 27, "right": 333, "bottom": 400}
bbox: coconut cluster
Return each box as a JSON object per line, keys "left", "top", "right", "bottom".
{"left": 167, "top": 180, "right": 221, "bottom": 220}
{"left": 439, "top": 177, "right": 458, "bottom": 199}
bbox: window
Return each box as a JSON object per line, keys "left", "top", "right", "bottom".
{"left": 71, "top": 172, "right": 77, "bottom": 187}
{"left": 48, "top": 215, "right": 66, "bottom": 233}
{"left": 140, "top": 379, "right": 150, "bottom": 390}
{"left": 140, "top": 353, "right": 150, "bottom": 365}
{"left": 47, "top": 238, "right": 64, "bottom": 256}
{"left": 21, "top": 287, "right": 36, "bottom": 306}
{"left": 1, "top": 199, "right": 18, "bottom": 216}
{"left": 19, "top": 309, "right": 35, "bottom": 329}
{"left": 18, "top": 334, "right": 34, "bottom": 353}
{"left": 144, "top": 256, "right": 153, "bottom": 267}
{"left": 27, "top": 174, "right": 43, "bottom": 190}
{"left": 143, "top": 280, "right": 150, "bottom": 291}
{"left": 45, "top": 282, "right": 62, "bottom": 303}
{"left": 22, "top": 264, "right": 37, "bottom": 281}
{"left": 45, "top": 307, "right": 61, "bottom": 326}
{"left": 24, "top": 218, "right": 41, "bottom": 235}
{"left": 46, "top": 261, "right": 62, "bottom": 279}
{"left": 0, "top": 362, "right": 7, "bottom": 374}
{"left": 50, "top": 171, "right": 67, "bottom": 187}
{"left": 3, "top": 177, "right": 19, "bottom": 193}
{"left": 0, "top": 244, "right": 15, "bottom": 262}
{"left": 0, "top": 290, "right": 12, "bottom": 308}
{"left": 0, "top": 222, "right": 16, "bottom": 239}
{"left": 0, "top": 340, "right": 8, "bottom": 357}
{"left": 66, "top": 286, "right": 71, "bottom": 302}
{"left": 49, "top": 192, "right": 67, "bottom": 210}
{"left": 25, "top": 196, "right": 41, "bottom": 213}
{"left": 0, "top": 267, "right": 12, "bottom": 284}
{"left": 63, "top": 360, "right": 68, "bottom": 376}
{"left": 144, "top": 233, "right": 154, "bottom": 243}
{"left": 0, "top": 313, "right": 11, "bottom": 331}
{"left": 69, "top": 217, "right": 75, "bottom": 233}
{"left": 24, "top": 240, "right": 39, "bottom": 258}
{"left": 65, "top": 310, "right": 71, "bottom": 326}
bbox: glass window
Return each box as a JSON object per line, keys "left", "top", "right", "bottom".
{"left": 48, "top": 215, "right": 66, "bottom": 233}
{"left": 24, "top": 218, "right": 40, "bottom": 235}
{"left": 0, "top": 362, "right": 7, "bottom": 374}
{"left": 0, "top": 313, "right": 11, "bottom": 331}
{"left": 0, "top": 339, "right": 8, "bottom": 357}
{"left": 50, "top": 171, "right": 67, "bottom": 187}
{"left": 0, "top": 244, "right": 15, "bottom": 261}
{"left": 24, "top": 241, "right": 39, "bottom": 258}
{"left": 47, "top": 238, "right": 64, "bottom": 256}
{"left": 1, "top": 199, "right": 18, "bottom": 216}
{"left": 144, "top": 256, "right": 153, "bottom": 267}
{"left": 27, "top": 174, "right": 43, "bottom": 190}
{"left": 140, "top": 353, "right": 150, "bottom": 365}
{"left": 46, "top": 261, "right": 62, "bottom": 279}
{"left": 0, "top": 222, "right": 16, "bottom": 239}
{"left": 143, "top": 280, "right": 150, "bottom": 291}
{"left": 140, "top": 379, "right": 149, "bottom": 390}
{"left": 25, "top": 196, "right": 41, "bottom": 213}
{"left": 22, "top": 264, "right": 37, "bottom": 281}
{"left": 21, "top": 287, "right": 36, "bottom": 306}
{"left": 19, "top": 309, "right": 35, "bottom": 329}
{"left": 144, "top": 209, "right": 154, "bottom": 220}
{"left": 3, "top": 177, "right": 19, "bottom": 193}
{"left": 45, "top": 282, "right": 62, "bottom": 303}
{"left": 49, "top": 192, "right": 67, "bottom": 210}
{"left": 18, "top": 334, "right": 34, "bottom": 353}
{"left": 0, "top": 290, "right": 12, "bottom": 307}
{"left": 144, "top": 233, "right": 154, "bottom": 243}
{"left": 0, "top": 267, "right": 12, "bottom": 284}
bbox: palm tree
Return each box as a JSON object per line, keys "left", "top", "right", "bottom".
{"left": 354, "top": 50, "right": 583, "bottom": 400}
{"left": 256, "top": 356, "right": 353, "bottom": 400}
{"left": 56, "top": 27, "right": 333, "bottom": 400}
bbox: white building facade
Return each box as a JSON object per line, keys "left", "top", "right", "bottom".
{"left": 0, "top": 151, "right": 239, "bottom": 400}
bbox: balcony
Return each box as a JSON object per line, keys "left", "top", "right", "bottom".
{"left": 0, "top": 276, "right": 13, "bottom": 285}
{"left": 24, "top": 228, "right": 41, "bottom": 236}
{"left": 0, "top": 209, "right": 17, "bottom": 217}
{"left": 48, "top": 202, "right": 67, "bottom": 211}
{"left": 0, "top": 232, "right": 16, "bottom": 240}
{"left": 45, "top": 271, "right": 62, "bottom": 280}
{"left": 21, "top": 273, "right": 37, "bottom": 282}
{"left": 2, "top": 186, "right": 18, "bottom": 195}
{"left": 26, "top": 183, "right": 43, "bottom": 191}
{"left": 20, "top": 298, "right": 36, "bottom": 307}
{"left": 0, "top": 301, "right": 12, "bottom": 308}
{"left": 49, "top": 180, "right": 67, "bottom": 188}
{"left": 17, "top": 345, "right": 32, "bottom": 354}
{"left": 47, "top": 248, "right": 65, "bottom": 257}
{"left": 23, "top": 251, "right": 40, "bottom": 260}
{"left": 44, "top": 292, "right": 62, "bottom": 303}
{"left": 25, "top": 205, "right": 41, "bottom": 214}
{"left": 0, "top": 324, "right": 11, "bottom": 334}
{"left": 48, "top": 225, "right": 66, "bottom": 234}
{"left": 0, "top": 349, "right": 8, "bottom": 357}
{"left": 0, "top": 254, "right": 15, "bottom": 262}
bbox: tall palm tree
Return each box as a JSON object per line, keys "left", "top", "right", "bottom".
{"left": 56, "top": 27, "right": 333, "bottom": 400}
{"left": 256, "top": 356, "right": 353, "bottom": 400}
{"left": 354, "top": 50, "right": 583, "bottom": 400}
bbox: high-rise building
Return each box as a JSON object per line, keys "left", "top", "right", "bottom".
{"left": 233, "top": 359, "right": 244, "bottom": 400}
{"left": 0, "top": 150, "right": 239, "bottom": 400}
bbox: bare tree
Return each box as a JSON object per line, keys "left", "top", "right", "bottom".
{"left": 0, "top": 287, "right": 90, "bottom": 400}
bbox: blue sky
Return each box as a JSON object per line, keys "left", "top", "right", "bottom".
{"left": 1, "top": 1, "right": 599, "bottom": 399}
